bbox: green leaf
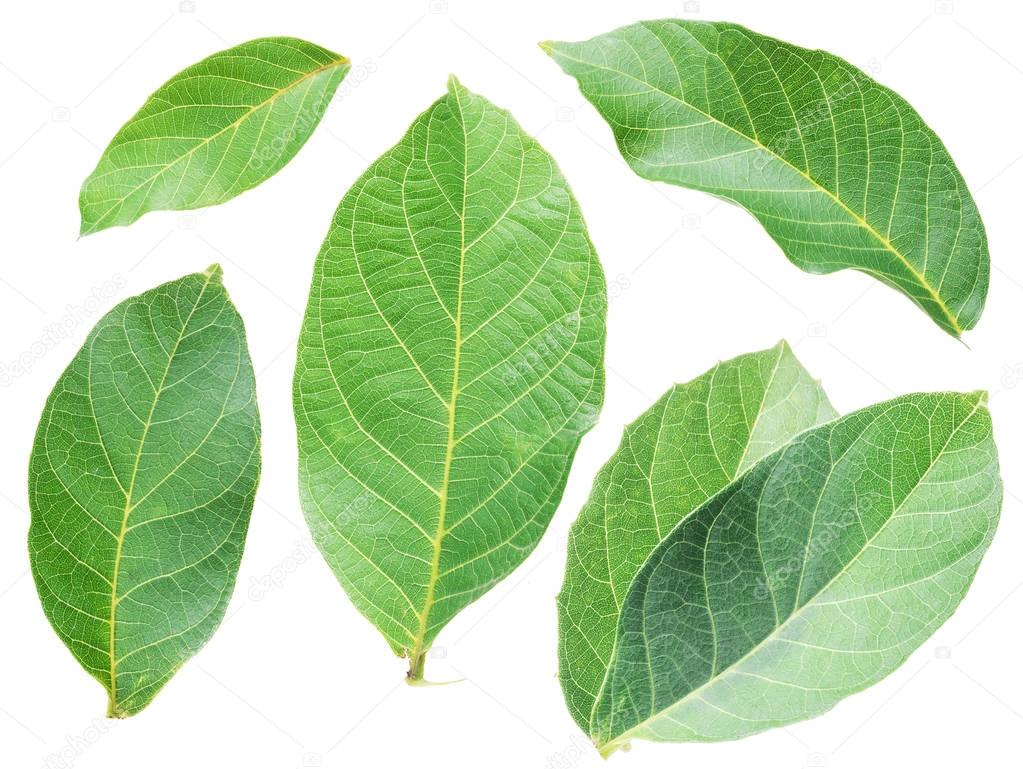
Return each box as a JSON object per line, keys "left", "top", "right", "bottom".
{"left": 294, "top": 76, "right": 606, "bottom": 681}
{"left": 79, "top": 37, "right": 350, "bottom": 236}
{"left": 558, "top": 341, "right": 836, "bottom": 732}
{"left": 543, "top": 20, "right": 989, "bottom": 337}
{"left": 559, "top": 348, "right": 1000, "bottom": 754}
{"left": 29, "top": 265, "right": 261, "bottom": 717}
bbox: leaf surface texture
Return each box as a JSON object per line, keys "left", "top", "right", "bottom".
{"left": 29, "top": 266, "right": 260, "bottom": 716}
{"left": 545, "top": 20, "right": 989, "bottom": 337}
{"left": 558, "top": 342, "right": 836, "bottom": 730}
{"left": 559, "top": 345, "right": 1000, "bottom": 751}
{"left": 293, "top": 77, "right": 606, "bottom": 676}
{"left": 79, "top": 37, "right": 349, "bottom": 235}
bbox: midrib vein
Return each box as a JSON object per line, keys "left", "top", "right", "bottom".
{"left": 106, "top": 270, "right": 215, "bottom": 714}
{"left": 85, "top": 53, "right": 349, "bottom": 233}
{"left": 548, "top": 47, "right": 963, "bottom": 335}
{"left": 409, "top": 87, "right": 468, "bottom": 673}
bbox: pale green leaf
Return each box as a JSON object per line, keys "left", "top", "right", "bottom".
{"left": 558, "top": 342, "right": 836, "bottom": 731}
{"left": 28, "top": 265, "right": 261, "bottom": 717}
{"left": 79, "top": 37, "right": 350, "bottom": 235}
{"left": 294, "top": 76, "right": 606, "bottom": 681}
{"left": 560, "top": 347, "right": 1000, "bottom": 752}
{"left": 544, "top": 20, "right": 989, "bottom": 337}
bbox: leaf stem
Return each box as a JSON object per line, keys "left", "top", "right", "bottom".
{"left": 406, "top": 651, "right": 427, "bottom": 684}
{"left": 597, "top": 737, "right": 630, "bottom": 759}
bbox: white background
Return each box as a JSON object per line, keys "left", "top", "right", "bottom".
{"left": 1, "top": 1, "right": 1019, "bottom": 767}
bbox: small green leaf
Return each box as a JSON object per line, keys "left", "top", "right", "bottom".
{"left": 79, "top": 37, "right": 350, "bottom": 236}
{"left": 560, "top": 346, "right": 1001, "bottom": 753}
{"left": 294, "top": 76, "right": 606, "bottom": 681}
{"left": 29, "top": 265, "right": 261, "bottom": 717}
{"left": 544, "top": 20, "right": 989, "bottom": 337}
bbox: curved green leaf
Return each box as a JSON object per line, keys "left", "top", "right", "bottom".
{"left": 29, "top": 265, "right": 261, "bottom": 717}
{"left": 294, "top": 76, "right": 606, "bottom": 681}
{"left": 79, "top": 37, "right": 350, "bottom": 236}
{"left": 558, "top": 342, "right": 836, "bottom": 731}
{"left": 543, "top": 20, "right": 989, "bottom": 337}
{"left": 560, "top": 347, "right": 1000, "bottom": 753}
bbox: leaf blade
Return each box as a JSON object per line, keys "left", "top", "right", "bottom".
{"left": 544, "top": 20, "right": 989, "bottom": 336}
{"left": 557, "top": 342, "right": 835, "bottom": 731}
{"left": 29, "top": 265, "right": 261, "bottom": 716}
{"left": 589, "top": 390, "right": 999, "bottom": 748}
{"left": 79, "top": 37, "right": 350, "bottom": 235}
{"left": 294, "top": 77, "right": 606, "bottom": 677}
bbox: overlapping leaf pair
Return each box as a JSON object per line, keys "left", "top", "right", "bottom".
{"left": 558, "top": 343, "right": 1000, "bottom": 753}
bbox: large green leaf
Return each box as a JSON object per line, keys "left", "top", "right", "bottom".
{"left": 543, "top": 20, "right": 989, "bottom": 337}
{"left": 560, "top": 349, "right": 1000, "bottom": 754}
{"left": 79, "top": 37, "right": 349, "bottom": 236}
{"left": 28, "top": 265, "right": 261, "bottom": 717}
{"left": 558, "top": 342, "right": 836, "bottom": 731}
{"left": 294, "top": 76, "right": 606, "bottom": 681}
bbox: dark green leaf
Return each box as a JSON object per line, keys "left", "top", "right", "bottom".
{"left": 559, "top": 346, "right": 1000, "bottom": 753}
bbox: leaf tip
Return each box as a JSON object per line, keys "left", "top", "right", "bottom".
{"left": 202, "top": 263, "right": 224, "bottom": 281}
{"left": 446, "top": 73, "right": 464, "bottom": 93}
{"left": 538, "top": 40, "right": 557, "bottom": 56}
